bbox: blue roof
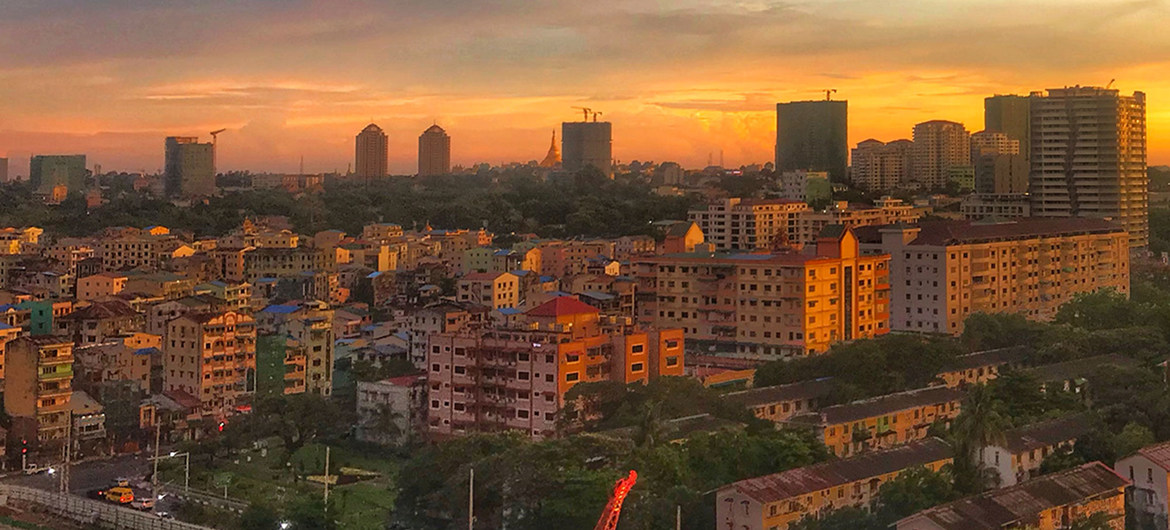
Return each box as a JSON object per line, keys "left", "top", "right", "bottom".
{"left": 0, "top": 305, "right": 16, "bottom": 312}
{"left": 580, "top": 291, "right": 615, "bottom": 301}
{"left": 547, "top": 291, "right": 571, "bottom": 297}
{"left": 0, "top": 322, "right": 14, "bottom": 330}
{"left": 393, "top": 330, "right": 410, "bottom": 341}
{"left": 511, "top": 270, "right": 532, "bottom": 277}
{"left": 493, "top": 249, "right": 511, "bottom": 256}
{"left": 361, "top": 324, "right": 377, "bottom": 331}
{"left": 261, "top": 304, "right": 300, "bottom": 314}
{"left": 256, "top": 277, "right": 279, "bottom": 284}
{"left": 133, "top": 347, "right": 161, "bottom": 356}
{"left": 498, "top": 308, "right": 523, "bottom": 315}
{"left": 208, "top": 280, "right": 228, "bottom": 287}
{"left": 366, "top": 271, "right": 382, "bottom": 279}
{"left": 539, "top": 276, "right": 555, "bottom": 283}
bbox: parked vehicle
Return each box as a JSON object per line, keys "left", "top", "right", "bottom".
{"left": 131, "top": 498, "right": 154, "bottom": 511}
{"left": 86, "top": 489, "right": 105, "bottom": 500}
{"left": 104, "top": 487, "right": 134, "bottom": 504}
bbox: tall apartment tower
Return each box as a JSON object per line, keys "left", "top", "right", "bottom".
{"left": 1030, "top": 87, "right": 1148, "bottom": 248}
{"left": 971, "top": 131, "right": 1028, "bottom": 194}
{"left": 417, "top": 124, "right": 451, "bottom": 177}
{"left": 562, "top": 121, "right": 613, "bottom": 178}
{"left": 4, "top": 337, "right": 73, "bottom": 451}
{"left": 164, "top": 137, "right": 215, "bottom": 198}
{"left": 985, "top": 95, "right": 1032, "bottom": 161}
{"left": 851, "top": 139, "right": 913, "bottom": 192}
{"left": 911, "top": 121, "right": 970, "bottom": 189}
{"left": 30, "top": 154, "right": 87, "bottom": 193}
{"left": 776, "top": 100, "right": 848, "bottom": 183}
{"left": 164, "top": 311, "right": 257, "bottom": 417}
{"left": 355, "top": 123, "right": 388, "bottom": 180}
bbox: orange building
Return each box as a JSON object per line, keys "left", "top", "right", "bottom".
{"left": 77, "top": 272, "right": 128, "bottom": 301}
{"left": 163, "top": 310, "right": 257, "bottom": 418}
{"left": 427, "top": 296, "right": 683, "bottom": 439}
{"left": 789, "top": 386, "right": 964, "bottom": 457}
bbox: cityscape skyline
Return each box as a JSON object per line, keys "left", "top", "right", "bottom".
{"left": 2, "top": 1, "right": 1170, "bottom": 174}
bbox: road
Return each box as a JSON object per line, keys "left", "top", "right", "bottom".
{"left": 0, "top": 453, "right": 191, "bottom": 515}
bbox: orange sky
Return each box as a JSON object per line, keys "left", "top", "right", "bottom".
{"left": 2, "top": 0, "right": 1170, "bottom": 175}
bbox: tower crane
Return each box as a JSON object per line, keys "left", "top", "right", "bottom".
{"left": 572, "top": 106, "right": 593, "bottom": 121}
{"left": 594, "top": 470, "right": 637, "bottom": 530}
{"left": 592, "top": 111, "right": 603, "bottom": 122}
{"left": 823, "top": 89, "right": 837, "bottom": 101}
{"left": 210, "top": 128, "right": 227, "bottom": 145}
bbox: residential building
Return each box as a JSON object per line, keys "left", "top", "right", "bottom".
{"left": 851, "top": 139, "right": 913, "bottom": 191}
{"left": 77, "top": 272, "right": 128, "bottom": 301}
{"left": 788, "top": 386, "right": 963, "bottom": 457}
{"left": 418, "top": 124, "right": 451, "bottom": 177}
{"left": 407, "top": 302, "right": 481, "bottom": 369}
{"left": 688, "top": 198, "right": 809, "bottom": 251}
{"left": 778, "top": 170, "right": 831, "bottom": 204}
{"left": 56, "top": 300, "right": 143, "bottom": 345}
{"left": 859, "top": 218, "right": 1130, "bottom": 335}
{"left": 5, "top": 337, "right": 73, "bottom": 450}
{"left": 242, "top": 247, "right": 336, "bottom": 282}
{"left": 1029, "top": 86, "right": 1148, "bottom": 248}
{"left": 935, "top": 346, "right": 1029, "bottom": 388}
{"left": 895, "top": 462, "right": 1128, "bottom": 530}
{"left": 457, "top": 272, "right": 520, "bottom": 309}
{"left": 29, "top": 155, "right": 86, "bottom": 193}
{"left": 355, "top": 123, "right": 388, "bottom": 180}
{"left": 911, "top": 121, "right": 970, "bottom": 189}
{"left": 0, "top": 323, "right": 20, "bottom": 378}
{"left": 981, "top": 414, "right": 1092, "bottom": 487}
{"left": 794, "top": 198, "right": 918, "bottom": 247}
{"left": 562, "top": 121, "right": 613, "bottom": 178}
{"left": 659, "top": 222, "right": 705, "bottom": 254}
{"left": 971, "top": 130, "right": 1028, "bottom": 194}
{"left": 959, "top": 193, "right": 1031, "bottom": 220}
{"left": 426, "top": 297, "right": 684, "bottom": 439}
{"left": 280, "top": 302, "right": 334, "bottom": 396}
{"left": 985, "top": 94, "right": 1033, "bottom": 162}
{"left": 776, "top": 100, "right": 848, "bottom": 182}
{"left": 356, "top": 375, "right": 426, "bottom": 445}
{"left": 164, "top": 137, "right": 215, "bottom": 197}
{"left": 95, "top": 231, "right": 190, "bottom": 271}
{"left": 725, "top": 377, "right": 835, "bottom": 424}
{"left": 124, "top": 271, "right": 196, "bottom": 300}
{"left": 163, "top": 311, "right": 257, "bottom": 418}
{"left": 717, "top": 438, "right": 952, "bottom": 530}
{"left": 634, "top": 226, "right": 890, "bottom": 359}
{"left": 1115, "top": 440, "right": 1170, "bottom": 530}
{"left": 71, "top": 390, "right": 106, "bottom": 445}
{"left": 73, "top": 333, "right": 159, "bottom": 394}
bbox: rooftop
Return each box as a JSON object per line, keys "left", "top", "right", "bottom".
{"left": 1028, "top": 354, "right": 1140, "bottom": 383}
{"left": 1000, "top": 414, "right": 1092, "bottom": 454}
{"left": 526, "top": 296, "right": 600, "bottom": 317}
{"left": 726, "top": 438, "right": 952, "bottom": 503}
{"left": 897, "top": 462, "right": 1128, "bottom": 530}
{"left": 1127, "top": 441, "right": 1170, "bottom": 471}
{"left": 857, "top": 218, "right": 1123, "bottom": 247}
{"left": 947, "top": 346, "right": 1031, "bottom": 372}
{"left": 725, "top": 378, "right": 835, "bottom": 408}
{"left": 790, "top": 386, "right": 964, "bottom": 426}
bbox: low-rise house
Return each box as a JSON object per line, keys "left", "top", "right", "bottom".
{"left": 1027, "top": 354, "right": 1140, "bottom": 396}
{"left": 895, "top": 462, "right": 1128, "bottom": 530}
{"left": 717, "top": 438, "right": 952, "bottom": 530}
{"left": 71, "top": 390, "right": 107, "bottom": 446}
{"left": 356, "top": 375, "right": 426, "bottom": 445}
{"left": 457, "top": 271, "right": 519, "bottom": 310}
{"left": 936, "top": 346, "right": 1030, "bottom": 388}
{"left": 725, "top": 378, "right": 835, "bottom": 423}
{"left": 788, "top": 386, "right": 963, "bottom": 457}
{"left": 981, "top": 414, "right": 1093, "bottom": 487}
{"left": 77, "top": 272, "right": 128, "bottom": 301}
{"left": 56, "top": 300, "right": 143, "bottom": 345}
{"left": 1115, "top": 440, "right": 1170, "bottom": 530}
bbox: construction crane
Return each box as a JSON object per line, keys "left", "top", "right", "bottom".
{"left": 1106, "top": 79, "right": 1116, "bottom": 89}
{"left": 572, "top": 106, "right": 593, "bottom": 121}
{"left": 210, "top": 128, "right": 227, "bottom": 145}
{"left": 823, "top": 89, "right": 837, "bottom": 101}
{"left": 592, "top": 111, "right": 603, "bottom": 122}
{"left": 594, "top": 470, "right": 637, "bottom": 530}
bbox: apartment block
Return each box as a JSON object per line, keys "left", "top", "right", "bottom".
{"left": 77, "top": 272, "right": 128, "bottom": 301}
{"left": 95, "top": 232, "right": 190, "bottom": 271}
{"left": 457, "top": 272, "right": 520, "bottom": 309}
{"left": 982, "top": 414, "right": 1092, "bottom": 487}
{"left": 911, "top": 120, "right": 970, "bottom": 189}
{"left": 850, "top": 139, "right": 913, "bottom": 192}
{"left": 280, "top": 303, "right": 334, "bottom": 396}
{"left": 73, "top": 332, "right": 160, "bottom": 394}
{"left": 1116, "top": 441, "right": 1170, "bottom": 530}
{"left": 163, "top": 311, "right": 257, "bottom": 418}
{"left": 426, "top": 297, "right": 683, "bottom": 439}
{"left": 5, "top": 337, "right": 73, "bottom": 449}
{"left": 788, "top": 386, "right": 963, "bottom": 458}
{"left": 859, "top": 218, "right": 1130, "bottom": 335}
{"left": 688, "top": 198, "right": 808, "bottom": 251}
{"left": 717, "top": 438, "right": 952, "bottom": 530}
{"left": 634, "top": 226, "right": 890, "bottom": 359}
{"left": 725, "top": 377, "right": 835, "bottom": 424}
{"left": 242, "top": 247, "right": 336, "bottom": 282}
{"left": 935, "top": 346, "right": 1029, "bottom": 388}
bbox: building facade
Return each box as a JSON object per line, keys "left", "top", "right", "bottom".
{"left": 850, "top": 139, "right": 912, "bottom": 192}
{"left": 5, "top": 337, "right": 73, "bottom": 450}
{"left": 776, "top": 100, "right": 848, "bottom": 182}
{"left": 163, "top": 311, "right": 257, "bottom": 418}
{"left": 418, "top": 125, "right": 451, "bottom": 177}
{"left": 355, "top": 123, "right": 388, "bottom": 180}
{"left": 562, "top": 121, "right": 613, "bottom": 178}
{"left": 164, "top": 137, "right": 215, "bottom": 197}
{"left": 911, "top": 121, "right": 970, "bottom": 189}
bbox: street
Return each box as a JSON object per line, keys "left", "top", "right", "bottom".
{"left": 0, "top": 453, "right": 186, "bottom": 514}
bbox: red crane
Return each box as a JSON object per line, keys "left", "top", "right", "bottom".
{"left": 594, "top": 470, "right": 638, "bottom": 530}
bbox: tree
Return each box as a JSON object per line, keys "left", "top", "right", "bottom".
{"left": 254, "top": 394, "right": 347, "bottom": 458}
{"left": 874, "top": 467, "right": 958, "bottom": 522}
{"left": 237, "top": 504, "right": 280, "bottom": 530}
{"left": 288, "top": 496, "right": 337, "bottom": 530}
{"left": 950, "top": 385, "right": 1009, "bottom": 493}
{"left": 788, "top": 507, "right": 884, "bottom": 530}
{"left": 361, "top": 403, "right": 404, "bottom": 446}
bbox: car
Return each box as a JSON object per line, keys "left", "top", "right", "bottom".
{"left": 104, "top": 487, "right": 134, "bottom": 504}
{"left": 112, "top": 477, "right": 130, "bottom": 487}
{"left": 131, "top": 498, "right": 154, "bottom": 511}
{"left": 155, "top": 512, "right": 174, "bottom": 520}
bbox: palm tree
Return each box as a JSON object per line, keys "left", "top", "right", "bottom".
{"left": 950, "top": 384, "right": 1009, "bottom": 492}
{"left": 634, "top": 400, "right": 666, "bottom": 449}
{"left": 363, "top": 403, "right": 404, "bottom": 446}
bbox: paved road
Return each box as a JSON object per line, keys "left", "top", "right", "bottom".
{"left": 1, "top": 454, "right": 151, "bottom": 495}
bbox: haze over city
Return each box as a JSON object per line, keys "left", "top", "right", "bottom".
{"left": 3, "top": 0, "right": 1170, "bottom": 174}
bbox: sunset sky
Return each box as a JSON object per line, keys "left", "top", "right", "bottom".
{"left": 2, "top": 0, "right": 1169, "bottom": 175}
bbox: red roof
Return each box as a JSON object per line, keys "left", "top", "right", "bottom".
{"left": 1134, "top": 441, "right": 1170, "bottom": 471}
{"left": 526, "top": 296, "right": 599, "bottom": 317}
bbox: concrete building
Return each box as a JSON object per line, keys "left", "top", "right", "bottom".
{"left": 633, "top": 226, "right": 891, "bottom": 359}
{"left": 1029, "top": 86, "right": 1148, "bottom": 248}
{"left": 726, "top": 377, "right": 835, "bottom": 424}
{"left": 163, "top": 311, "right": 256, "bottom": 418}
{"left": 56, "top": 300, "right": 143, "bottom": 345}
{"left": 77, "top": 272, "right": 129, "bottom": 301}
{"left": 985, "top": 94, "right": 1032, "bottom": 162}
{"left": 935, "top": 346, "right": 1029, "bottom": 388}
{"left": 164, "top": 137, "right": 215, "bottom": 197}
{"left": 355, "top": 123, "right": 388, "bottom": 180}
{"left": 426, "top": 296, "right": 684, "bottom": 439}
{"left": 896, "top": 462, "right": 1128, "bottom": 530}
{"left": 562, "top": 121, "right": 613, "bottom": 178}
{"left": 796, "top": 199, "right": 918, "bottom": 247}
{"left": 280, "top": 302, "right": 334, "bottom": 396}
{"left": 29, "top": 155, "right": 87, "bottom": 193}
{"left": 418, "top": 125, "right": 451, "bottom": 177}
{"left": 717, "top": 438, "right": 952, "bottom": 530}
{"left": 859, "top": 218, "right": 1130, "bottom": 335}
{"left": 850, "top": 139, "right": 912, "bottom": 192}
{"left": 456, "top": 272, "right": 520, "bottom": 309}
{"left": 1116, "top": 440, "right": 1170, "bottom": 530}
{"left": 981, "top": 414, "right": 1092, "bottom": 488}
{"left": 688, "top": 198, "right": 809, "bottom": 251}
{"left": 776, "top": 100, "right": 848, "bottom": 182}
{"left": 960, "top": 193, "right": 1031, "bottom": 220}
{"left": 5, "top": 337, "right": 73, "bottom": 450}
{"left": 356, "top": 375, "right": 426, "bottom": 445}
{"left": 73, "top": 333, "right": 159, "bottom": 394}
{"left": 788, "top": 386, "right": 963, "bottom": 458}
{"left": 911, "top": 121, "right": 970, "bottom": 189}
{"left": 971, "top": 130, "right": 1028, "bottom": 194}
{"left": 0, "top": 157, "right": 8, "bottom": 182}
{"left": 778, "top": 170, "right": 831, "bottom": 204}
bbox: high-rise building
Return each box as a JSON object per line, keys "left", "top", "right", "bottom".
{"left": 29, "top": 154, "right": 87, "bottom": 193}
{"left": 355, "top": 123, "right": 388, "bottom": 180}
{"left": 163, "top": 310, "right": 256, "bottom": 417}
{"left": 971, "top": 131, "right": 1028, "bottom": 194}
{"left": 5, "top": 336, "right": 73, "bottom": 450}
{"left": 688, "top": 197, "right": 918, "bottom": 251}
{"left": 1029, "top": 86, "right": 1148, "bottom": 248}
{"left": 775, "top": 100, "right": 848, "bottom": 183}
{"left": 562, "top": 121, "right": 613, "bottom": 178}
{"left": 164, "top": 137, "right": 215, "bottom": 197}
{"left": 911, "top": 121, "right": 970, "bottom": 189}
{"left": 851, "top": 139, "right": 913, "bottom": 191}
{"left": 985, "top": 94, "right": 1032, "bottom": 161}
{"left": 0, "top": 157, "right": 7, "bottom": 182}
{"left": 418, "top": 124, "right": 451, "bottom": 177}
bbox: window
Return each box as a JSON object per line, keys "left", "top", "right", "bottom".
{"left": 518, "top": 371, "right": 530, "bottom": 381}
{"left": 631, "top": 363, "right": 644, "bottom": 373}
{"left": 665, "top": 356, "right": 679, "bottom": 367}
{"left": 631, "top": 344, "right": 644, "bottom": 353}
{"left": 431, "top": 363, "right": 440, "bottom": 372}
{"left": 566, "top": 372, "right": 580, "bottom": 382}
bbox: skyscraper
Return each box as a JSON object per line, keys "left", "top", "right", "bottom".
{"left": 1030, "top": 87, "right": 1147, "bottom": 248}
{"left": 29, "top": 155, "right": 87, "bottom": 193}
{"left": 164, "top": 137, "right": 215, "bottom": 197}
{"left": 562, "top": 121, "right": 612, "bottom": 178}
{"left": 850, "top": 139, "right": 912, "bottom": 192}
{"left": 970, "top": 131, "right": 1027, "bottom": 194}
{"left": 985, "top": 95, "right": 1032, "bottom": 161}
{"left": 417, "top": 124, "right": 451, "bottom": 177}
{"left": 775, "top": 100, "right": 848, "bottom": 183}
{"left": 911, "top": 121, "right": 970, "bottom": 189}
{"left": 355, "top": 123, "right": 388, "bottom": 180}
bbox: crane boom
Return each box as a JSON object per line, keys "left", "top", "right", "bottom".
{"left": 594, "top": 470, "right": 637, "bottom": 530}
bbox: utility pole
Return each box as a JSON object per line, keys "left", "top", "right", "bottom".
{"left": 676, "top": 505, "right": 681, "bottom": 530}
{"left": 468, "top": 467, "right": 474, "bottom": 530}
{"left": 152, "top": 421, "right": 161, "bottom": 492}
{"left": 323, "top": 446, "right": 331, "bottom": 510}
